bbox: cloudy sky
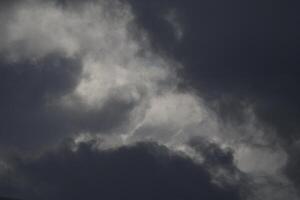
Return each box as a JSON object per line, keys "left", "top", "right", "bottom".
{"left": 0, "top": 0, "right": 299, "bottom": 200}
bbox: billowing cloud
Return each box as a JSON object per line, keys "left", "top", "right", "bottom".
{"left": 0, "top": 0, "right": 299, "bottom": 200}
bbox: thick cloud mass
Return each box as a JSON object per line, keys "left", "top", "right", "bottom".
{"left": 0, "top": 55, "right": 82, "bottom": 152}
{"left": 125, "top": 0, "right": 300, "bottom": 193}
{"left": 0, "top": 0, "right": 299, "bottom": 199}
{"left": 126, "top": 0, "right": 300, "bottom": 139}
{"left": 2, "top": 142, "right": 241, "bottom": 200}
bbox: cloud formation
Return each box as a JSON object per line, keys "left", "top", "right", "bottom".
{"left": 3, "top": 142, "right": 243, "bottom": 200}
{"left": 0, "top": 0, "right": 299, "bottom": 200}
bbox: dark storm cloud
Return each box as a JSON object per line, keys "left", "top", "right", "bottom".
{"left": 0, "top": 55, "right": 136, "bottom": 154}
{"left": 0, "top": 197, "right": 19, "bottom": 200}
{"left": 0, "top": 0, "right": 174, "bottom": 157}
{"left": 285, "top": 142, "right": 300, "bottom": 189}
{"left": 125, "top": 0, "right": 300, "bottom": 192}
{"left": 126, "top": 0, "right": 300, "bottom": 141}
{"left": 0, "top": 55, "right": 81, "bottom": 152}
{"left": 189, "top": 137, "right": 247, "bottom": 188}
{"left": 0, "top": 0, "right": 299, "bottom": 199}
{"left": 190, "top": 137, "right": 235, "bottom": 168}
{"left": 65, "top": 94, "right": 137, "bottom": 134}
{"left": 3, "top": 142, "right": 241, "bottom": 200}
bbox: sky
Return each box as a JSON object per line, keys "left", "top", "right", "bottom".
{"left": 0, "top": 0, "right": 299, "bottom": 200}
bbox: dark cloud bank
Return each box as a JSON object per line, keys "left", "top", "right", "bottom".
{"left": 0, "top": 0, "right": 299, "bottom": 200}
{"left": 126, "top": 0, "right": 300, "bottom": 138}
{"left": 1, "top": 142, "right": 244, "bottom": 200}
{"left": 126, "top": 0, "right": 300, "bottom": 190}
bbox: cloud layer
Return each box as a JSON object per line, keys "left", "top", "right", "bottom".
{"left": 0, "top": 0, "right": 299, "bottom": 200}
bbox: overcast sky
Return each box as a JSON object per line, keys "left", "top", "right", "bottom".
{"left": 0, "top": 0, "right": 299, "bottom": 200}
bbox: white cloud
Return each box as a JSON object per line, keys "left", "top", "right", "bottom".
{"left": 2, "top": 0, "right": 133, "bottom": 60}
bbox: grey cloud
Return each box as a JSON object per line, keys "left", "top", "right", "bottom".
{"left": 0, "top": 54, "right": 142, "bottom": 155}
{"left": 285, "top": 141, "right": 300, "bottom": 191}
{"left": 0, "top": 0, "right": 174, "bottom": 155}
{"left": 0, "top": 0, "right": 299, "bottom": 200}
{"left": 125, "top": 0, "right": 300, "bottom": 143}
{"left": 0, "top": 54, "right": 81, "bottom": 153}
{"left": 2, "top": 142, "right": 242, "bottom": 200}
{"left": 125, "top": 0, "right": 300, "bottom": 197}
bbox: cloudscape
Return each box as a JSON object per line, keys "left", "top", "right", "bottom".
{"left": 0, "top": 0, "right": 299, "bottom": 200}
